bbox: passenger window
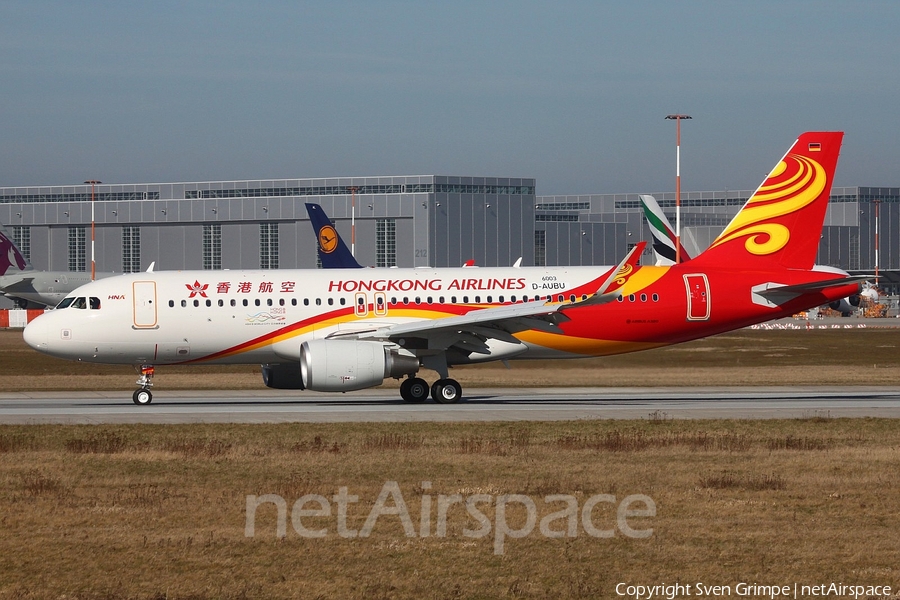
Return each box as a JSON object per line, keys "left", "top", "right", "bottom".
{"left": 304, "top": 298, "right": 309, "bottom": 306}
{"left": 327, "top": 298, "right": 333, "bottom": 305}
{"left": 181, "top": 300, "right": 187, "bottom": 308}
{"left": 243, "top": 299, "right": 249, "bottom": 307}
{"left": 316, "top": 298, "right": 321, "bottom": 306}
{"left": 218, "top": 300, "right": 224, "bottom": 307}
{"left": 267, "top": 299, "right": 273, "bottom": 307}
{"left": 193, "top": 299, "right": 200, "bottom": 307}
{"left": 640, "top": 294, "right": 647, "bottom": 302}
{"left": 206, "top": 299, "right": 212, "bottom": 307}
{"left": 652, "top": 293, "right": 659, "bottom": 302}
{"left": 254, "top": 299, "right": 261, "bottom": 307}
{"left": 168, "top": 300, "right": 174, "bottom": 308}
{"left": 340, "top": 298, "right": 346, "bottom": 306}
{"left": 230, "top": 299, "right": 237, "bottom": 307}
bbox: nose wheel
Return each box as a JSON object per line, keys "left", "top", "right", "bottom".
{"left": 133, "top": 365, "right": 155, "bottom": 406}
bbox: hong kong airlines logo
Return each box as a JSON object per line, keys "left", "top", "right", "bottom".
{"left": 186, "top": 280, "right": 209, "bottom": 298}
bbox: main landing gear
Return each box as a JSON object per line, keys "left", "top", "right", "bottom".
{"left": 399, "top": 376, "right": 463, "bottom": 404}
{"left": 133, "top": 365, "right": 155, "bottom": 405}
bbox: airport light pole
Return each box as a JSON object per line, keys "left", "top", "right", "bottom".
{"left": 874, "top": 198, "right": 881, "bottom": 286}
{"left": 349, "top": 186, "right": 358, "bottom": 257}
{"left": 84, "top": 180, "right": 102, "bottom": 280}
{"left": 665, "top": 115, "right": 691, "bottom": 264}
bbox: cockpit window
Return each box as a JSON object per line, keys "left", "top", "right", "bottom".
{"left": 71, "top": 297, "right": 87, "bottom": 309}
{"left": 90, "top": 297, "right": 101, "bottom": 310}
{"left": 56, "top": 297, "right": 75, "bottom": 309}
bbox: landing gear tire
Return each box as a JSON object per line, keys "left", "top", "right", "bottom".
{"left": 133, "top": 389, "right": 153, "bottom": 405}
{"left": 431, "top": 378, "right": 462, "bottom": 404}
{"left": 400, "top": 377, "right": 429, "bottom": 403}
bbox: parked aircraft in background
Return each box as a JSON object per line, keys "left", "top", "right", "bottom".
{"left": 306, "top": 202, "right": 478, "bottom": 269}
{"left": 24, "top": 132, "right": 865, "bottom": 406}
{"left": 0, "top": 224, "right": 118, "bottom": 307}
{"left": 639, "top": 194, "right": 691, "bottom": 266}
{"left": 0, "top": 204, "right": 361, "bottom": 308}
{"left": 306, "top": 203, "right": 364, "bottom": 269}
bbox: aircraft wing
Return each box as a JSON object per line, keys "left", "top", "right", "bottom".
{"left": 348, "top": 243, "right": 645, "bottom": 350}
{"left": 0, "top": 276, "right": 36, "bottom": 292}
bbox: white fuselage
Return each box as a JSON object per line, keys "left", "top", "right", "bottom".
{"left": 23, "top": 266, "right": 611, "bottom": 366}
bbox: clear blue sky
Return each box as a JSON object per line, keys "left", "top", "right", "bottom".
{"left": 2, "top": 1, "right": 898, "bottom": 194}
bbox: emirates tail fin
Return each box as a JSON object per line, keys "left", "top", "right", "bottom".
{"left": 639, "top": 194, "right": 691, "bottom": 265}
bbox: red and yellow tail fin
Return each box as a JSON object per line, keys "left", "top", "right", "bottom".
{"left": 692, "top": 132, "right": 843, "bottom": 270}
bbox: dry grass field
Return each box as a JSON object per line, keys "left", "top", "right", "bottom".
{"left": 1, "top": 326, "right": 899, "bottom": 392}
{"left": 1, "top": 327, "right": 899, "bottom": 599}
{"left": 0, "top": 420, "right": 898, "bottom": 599}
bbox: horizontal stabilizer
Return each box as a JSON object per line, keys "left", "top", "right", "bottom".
{"left": 756, "top": 275, "right": 869, "bottom": 298}
{"left": 752, "top": 275, "right": 868, "bottom": 308}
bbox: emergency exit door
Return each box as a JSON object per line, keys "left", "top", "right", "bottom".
{"left": 684, "top": 274, "right": 710, "bottom": 321}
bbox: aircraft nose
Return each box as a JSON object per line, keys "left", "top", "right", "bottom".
{"left": 23, "top": 315, "right": 50, "bottom": 352}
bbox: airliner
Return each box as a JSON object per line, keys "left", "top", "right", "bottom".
{"left": 23, "top": 132, "right": 865, "bottom": 405}
{"left": 0, "top": 224, "right": 118, "bottom": 307}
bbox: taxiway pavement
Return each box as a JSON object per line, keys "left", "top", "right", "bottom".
{"left": 1, "top": 386, "right": 899, "bottom": 424}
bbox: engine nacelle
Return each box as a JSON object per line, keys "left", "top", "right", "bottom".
{"left": 261, "top": 363, "right": 305, "bottom": 390}
{"left": 829, "top": 295, "right": 861, "bottom": 314}
{"left": 300, "top": 339, "right": 419, "bottom": 392}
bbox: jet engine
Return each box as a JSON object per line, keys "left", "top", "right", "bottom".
{"left": 828, "top": 294, "right": 861, "bottom": 315}
{"left": 299, "top": 340, "right": 419, "bottom": 392}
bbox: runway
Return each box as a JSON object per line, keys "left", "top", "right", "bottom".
{"left": 1, "top": 386, "right": 900, "bottom": 423}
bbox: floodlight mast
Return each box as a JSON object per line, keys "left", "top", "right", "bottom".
{"left": 84, "top": 180, "right": 102, "bottom": 280}
{"left": 665, "top": 115, "right": 691, "bottom": 264}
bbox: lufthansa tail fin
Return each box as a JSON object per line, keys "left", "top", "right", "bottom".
{"left": 305, "top": 203, "right": 364, "bottom": 269}
{"left": 691, "top": 132, "right": 843, "bottom": 271}
{"left": 0, "top": 222, "right": 33, "bottom": 276}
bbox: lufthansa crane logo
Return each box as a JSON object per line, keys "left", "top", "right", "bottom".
{"left": 318, "top": 225, "right": 338, "bottom": 254}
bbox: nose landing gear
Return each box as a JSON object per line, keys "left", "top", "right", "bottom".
{"left": 133, "top": 365, "right": 155, "bottom": 405}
